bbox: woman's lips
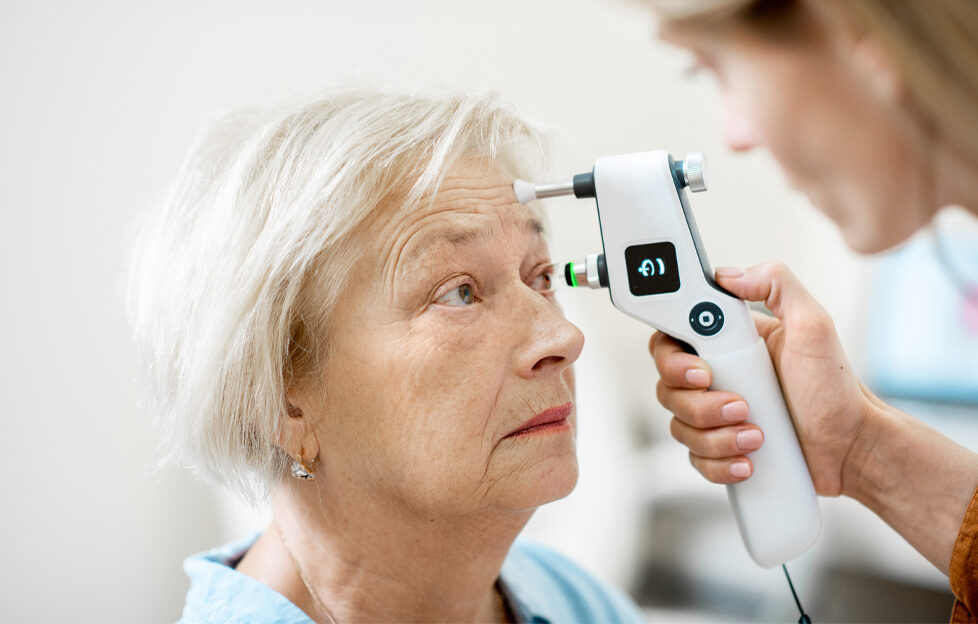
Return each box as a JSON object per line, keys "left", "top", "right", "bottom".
{"left": 505, "top": 403, "right": 573, "bottom": 438}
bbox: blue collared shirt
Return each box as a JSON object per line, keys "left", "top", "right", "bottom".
{"left": 180, "top": 533, "right": 646, "bottom": 623}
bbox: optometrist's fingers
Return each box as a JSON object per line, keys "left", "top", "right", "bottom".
{"left": 687, "top": 451, "right": 755, "bottom": 484}
{"left": 670, "top": 416, "right": 764, "bottom": 459}
{"left": 649, "top": 331, "right": 712, "bottom": 389}
{"left": 655, "top": 381, "right": 749, "bottom": 429}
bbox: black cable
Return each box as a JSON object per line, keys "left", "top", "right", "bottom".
{"left": 782, "top": 564, "right": 812, "bottom": 623}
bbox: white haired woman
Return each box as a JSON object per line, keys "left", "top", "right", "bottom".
{"left": 641, "top": 0, "right": 978, "bottom": 619}
{"left": 128, "top": 90, "right": 646, "bottom": 623}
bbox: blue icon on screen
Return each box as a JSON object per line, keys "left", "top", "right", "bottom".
{"left": 638, "top": 258, "right": 665, "bottom": 277}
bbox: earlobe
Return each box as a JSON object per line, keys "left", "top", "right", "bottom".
{"left": 278, "top": 399, "right": 322, "bottom": 479}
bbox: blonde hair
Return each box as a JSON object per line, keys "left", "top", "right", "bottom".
{"left": 649, "top": 0, "right": 978, "bottom": 162}
{"left": 127, "top": 89, "right": 549, "bottom": 504}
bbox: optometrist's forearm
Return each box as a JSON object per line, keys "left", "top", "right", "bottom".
{"left": 842, "top": 399, "right": 978, "bottom": 574}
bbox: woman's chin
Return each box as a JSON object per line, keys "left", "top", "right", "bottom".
{"left": 539, "top": 456, "right": 580, "bottom": 503}
{"left": 494, "top": 451, "right": 580, "bottom": 511}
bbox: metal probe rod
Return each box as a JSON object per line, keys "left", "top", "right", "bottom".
{"left": 532, "top": 180, "right": 575, "bottom": 199}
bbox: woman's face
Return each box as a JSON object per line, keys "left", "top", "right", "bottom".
{"left": 662, "top": 13, "right": 937, "bottom": 253}
{"left": 307, "top": 160, "right": 584, "bottom": 518}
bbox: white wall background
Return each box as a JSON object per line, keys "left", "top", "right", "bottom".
{"left": 0, "top": 1, "right": 944, "bottom": 622}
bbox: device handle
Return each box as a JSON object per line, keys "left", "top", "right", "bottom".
{"left": 704, "top": 338, "right": 821, "bottom": 568}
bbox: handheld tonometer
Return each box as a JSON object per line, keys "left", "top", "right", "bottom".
{"left": 515, "top": 151, "right": 820, "bottom": 568}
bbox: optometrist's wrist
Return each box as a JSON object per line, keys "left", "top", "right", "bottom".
{"left": 839, "top": 389, "right": 899, "bottom": 506}
{"left": 837, "top": 389, "right": 978, "bottom": 573}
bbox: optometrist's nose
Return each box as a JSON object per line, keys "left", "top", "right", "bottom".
{"left": 723, "top": 102, "right": 760, "bottom": 152}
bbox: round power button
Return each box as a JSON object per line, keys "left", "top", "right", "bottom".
{"left": 690, "top": 302, "right": 724, "bottom": 336}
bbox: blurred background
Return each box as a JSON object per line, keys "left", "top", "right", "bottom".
{"left": 2, "top": 0, "right": 976, "bottom": 622}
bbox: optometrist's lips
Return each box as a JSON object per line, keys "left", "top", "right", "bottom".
{"left": 504, "top": 402, "right": 573, "bottom": 439}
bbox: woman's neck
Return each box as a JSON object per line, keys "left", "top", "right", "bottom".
{"left": 238, "top": 481, "right": 531, "bottom": 623}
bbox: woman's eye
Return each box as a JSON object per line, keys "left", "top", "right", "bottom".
{"left": 533, "top": 269, "right": 554, "bottom": 293}
{"left": 436, "top": 283, "right": 476, "bottom": 307}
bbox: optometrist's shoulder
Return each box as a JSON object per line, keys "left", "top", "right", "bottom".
{"left": 649, "top": 259, "right": 978, "bottom": 578}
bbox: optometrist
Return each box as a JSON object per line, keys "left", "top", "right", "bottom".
{"left": 642, "top": 1, "right": 978, "bottom": 620}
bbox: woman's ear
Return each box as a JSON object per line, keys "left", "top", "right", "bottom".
{"left": 278, "top": 391, "right": 321, "bottom": 471}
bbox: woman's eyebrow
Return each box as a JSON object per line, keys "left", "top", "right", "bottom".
{"left": 395, "top": 216, "right": 546, "bottom": 276}
{"left": 527, "top": 218, "right": 545, "bottom": 237}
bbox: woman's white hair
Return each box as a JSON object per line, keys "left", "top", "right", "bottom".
{"left": 128, "top": 88, "right": 550, "bottom": 504}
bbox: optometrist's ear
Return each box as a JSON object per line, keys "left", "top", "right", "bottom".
{"left": 802, "top": 0, "right": 903, "bottom": 105}
{"left": 850, "top": 36, "right": 903, "bottom": 105}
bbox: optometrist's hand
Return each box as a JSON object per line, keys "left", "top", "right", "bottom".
{"left": 650, "top": 260, "right": 878, "bottom": 497}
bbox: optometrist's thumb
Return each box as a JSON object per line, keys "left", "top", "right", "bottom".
{"left": 714, "top": 260, "right": 826, "bottom": 332}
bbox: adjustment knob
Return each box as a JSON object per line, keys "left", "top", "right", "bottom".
{"left": 683, "top": 152, "right": 708, "bottom": 193}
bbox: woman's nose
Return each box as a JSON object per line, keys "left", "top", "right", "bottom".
{"left": 723, "top": 101, "right": 760, "bottom": 152}
{"left": 512, "top": 296, "right": 585, "bottom": 378}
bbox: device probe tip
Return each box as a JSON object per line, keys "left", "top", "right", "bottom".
{"left": 513, "top": 179, "right": 537, "bottom": 204}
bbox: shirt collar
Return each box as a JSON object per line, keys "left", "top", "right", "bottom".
{"left": 499, "top": 547, "right": 553, "bottom": 623}
{"left": 183, "top": 532, "right": 312, "bottom": 624}
{"left": 185, "top": 532, "right": 558, "bottom": 624}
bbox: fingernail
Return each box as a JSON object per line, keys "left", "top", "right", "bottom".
{"left": 715, "top": 266, "right": 744, "bottom": 278}
{"left": 731, "top": 462, "right": 752, "bottom": 478}
{"left": 721, "top": 400, "right": 748, "bottom": 423}
{"left": 685, "top": 368, "right": 710, "bottom": 387}
{"left": 736, "top": 429, "right": 763, "bottom": 451}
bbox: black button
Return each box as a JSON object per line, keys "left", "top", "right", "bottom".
{"left": 690, "top": 302, "right": 724, "bottom": 336}
{"left": 624, "top": 242, "right": 681, "bottom": 296}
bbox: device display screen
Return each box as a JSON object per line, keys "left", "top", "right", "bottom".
{"left": 624, "top": 241, "right": 680, "bottom": 296}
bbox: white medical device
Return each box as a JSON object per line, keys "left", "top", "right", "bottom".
{"left": 515, "top": 150, "right": 820, "bottom": 568}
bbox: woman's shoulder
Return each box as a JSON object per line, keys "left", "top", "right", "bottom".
{"left": 178, "top": 533, "right": 312, "bottom": 624}
{"left": 501, "top": 538, "right": 646, "bottom": 623}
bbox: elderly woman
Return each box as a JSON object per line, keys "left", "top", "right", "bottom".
{"left": 642, "top": 0, "right": 978, "bottom": 620}
{"left": 129, "top": 90, "right": 645, "bottom": 622}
